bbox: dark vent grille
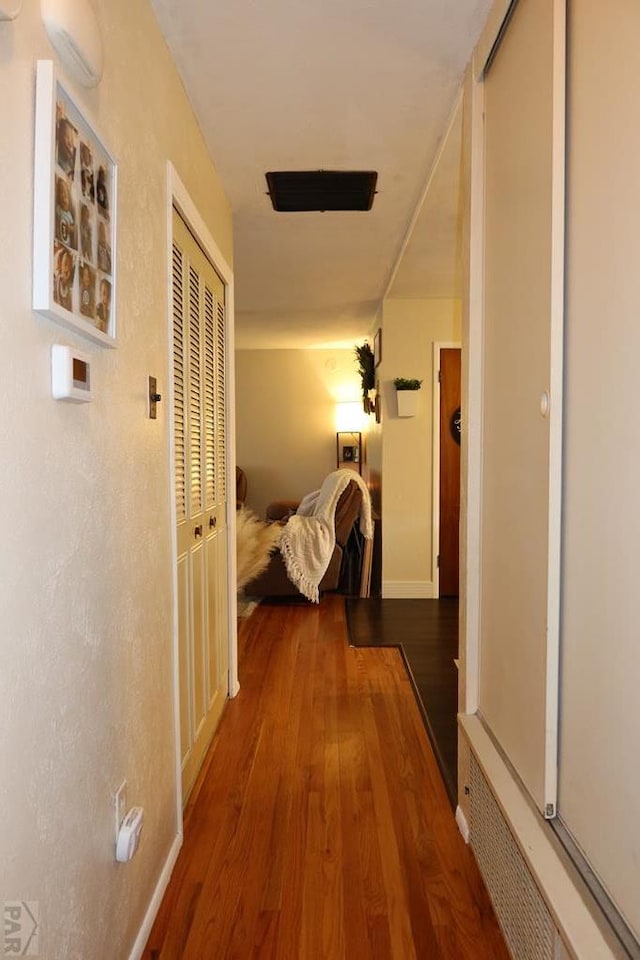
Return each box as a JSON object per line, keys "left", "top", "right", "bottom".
{"left": 266, "top": 170, "right": 377, "bottom": 212}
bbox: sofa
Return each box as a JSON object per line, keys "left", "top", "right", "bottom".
{"left": 243, "top": 479, "right": 363, "bottom": 598}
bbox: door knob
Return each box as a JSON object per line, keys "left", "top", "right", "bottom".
{"left": 209, "top": 515, "right": 217, "bottom": 529}
{"left": 194, "top": 525, "right": 203, "bottom": 538}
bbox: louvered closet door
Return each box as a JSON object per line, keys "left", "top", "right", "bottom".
{"left": 172, "top": 210, "right": 229, "bottom": 804}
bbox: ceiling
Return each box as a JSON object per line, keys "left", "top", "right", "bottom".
{"left": 150, "top": 0, "right": 489, "bottom": 348}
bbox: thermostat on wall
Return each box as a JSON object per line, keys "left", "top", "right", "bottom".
{"left": 51, "top": 344, "right": 92, "bottom": 402}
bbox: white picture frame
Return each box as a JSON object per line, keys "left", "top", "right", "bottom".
{"left": 33, "top": 60, "right": 117, "bottom": 347}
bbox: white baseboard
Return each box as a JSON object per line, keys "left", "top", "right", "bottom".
{"left": 382, "top": 581, "right": 434, "bottom": 599}
{"left": 455, "top": 805, "right": 470, "bottom": 843}
{"left": 128, "top": 832, "right": 182, "bottom": 960}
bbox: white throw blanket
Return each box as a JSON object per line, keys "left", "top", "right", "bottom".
{"left": 278, "top": 470, "right": 373, "bottom": 603}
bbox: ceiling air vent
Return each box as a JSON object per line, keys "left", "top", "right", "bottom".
{"left": 266, "top": 170, "right": 378, "bottom": 212}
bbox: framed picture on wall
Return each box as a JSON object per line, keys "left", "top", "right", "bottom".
{"left": 373, "top": 328, "right": 382, "bottom": 367}
{"left": 336, "top": 432, "right": 362, "bottom": 474}
{"left": 33, "top": 60, "right": 117, "bottom": 347}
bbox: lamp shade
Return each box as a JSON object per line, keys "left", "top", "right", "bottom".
{"left": 336, "top": 401, "right": 366, "bottom": 432}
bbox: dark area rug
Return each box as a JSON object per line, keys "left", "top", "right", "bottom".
{"left": 345, "top": 597, "right": 458, "bottom": 807}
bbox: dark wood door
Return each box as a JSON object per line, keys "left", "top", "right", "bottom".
{"left": 439, "top": 349, "right": 461, "bottom": 596}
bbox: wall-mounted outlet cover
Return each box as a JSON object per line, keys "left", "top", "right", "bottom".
{"left": 115, "top": 806, "right": 144, "bottom": 863}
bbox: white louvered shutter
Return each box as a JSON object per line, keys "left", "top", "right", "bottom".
{"left": 172, "top": 208, "right": 229, "bottom": 806}
{"left": 203, "top": 284, "right": 216, "bottom": 511}
{"left": 172, "top": 242, "right": 186, "bottom": 522}
{"left": 215, "top": 297, "right": 227, "bottom": 505}
{"left": 188, "top": 265, "right": 202, "bottom": 518}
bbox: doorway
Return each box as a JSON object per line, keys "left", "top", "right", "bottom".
{"left": 433, "top": 343, "right": 461, "bottom": 598}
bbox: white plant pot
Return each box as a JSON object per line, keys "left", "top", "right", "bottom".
{"left": 396, "top": 390, "right": 419, "bottom": 417}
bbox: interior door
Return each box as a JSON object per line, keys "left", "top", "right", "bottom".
{"left": 479, "top": 0, "right": 565, "bottom": 815}
{"left": 439, "top": 348, "right": 461, "bottom": 597}
{"left": 172, "top": 209, "right": 229, "bottom": 804}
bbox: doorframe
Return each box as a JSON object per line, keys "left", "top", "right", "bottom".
{"left": 463, "top": 0, "right": 539, "bottom": 719}
{"left": 460, "top": 56, "right": 487, "bottom": 721}
{"left": 165, "top": 163, "right": 239, "bottom": 828}
{"left": 432, "top": 341, "right": 461, "bottom": 599}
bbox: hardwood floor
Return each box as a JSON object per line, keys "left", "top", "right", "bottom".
{"left": 143, "top": 596, "right": 508, "bottom": 959}
{"left": 345, "top": 598, "right": 459, "bottom": 807}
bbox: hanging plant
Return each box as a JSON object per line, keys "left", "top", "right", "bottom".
{"left": 393, "top": 377, "right": 423, "bottom": 391}
{"left": 393, "top": 377, "right": 422, "bottom": 417}
{"left": 354, "top": 342, "right": 375, "bottom": 409}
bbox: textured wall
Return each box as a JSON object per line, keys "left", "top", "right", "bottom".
{"left": 0, "top": 1, "right": 232, "bottom": 957}
{"left": 379, "top": 298, "right": 461, "bottom": 595}
{"left": 235, "top": 349, "right": 362, "bottom": 520}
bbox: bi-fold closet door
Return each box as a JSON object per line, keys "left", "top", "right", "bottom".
{"left": 172, "top": 209, "right": 229, "bottom": 803}
{"left": 478, "top": 0, "right": 565, "bottom": 816}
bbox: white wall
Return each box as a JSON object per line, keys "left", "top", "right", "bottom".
{"left": 235, "top": 349, "right": 363, "bottom": 519}
{"left": 0, "top": 2, "right": 232, "bottom": 957}
{"left": 379, "top": 298, "right": 460, "bottom": 597}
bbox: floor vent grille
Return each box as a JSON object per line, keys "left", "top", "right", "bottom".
{"left": 469, "top": 754, "right": 555, "bottom": 960}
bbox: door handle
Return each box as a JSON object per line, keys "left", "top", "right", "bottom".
{"left": 209, "top": 515, "right": 217, "bottom": 529}
{"left": 194, "top": 525, "right": 203, "bottom": 538}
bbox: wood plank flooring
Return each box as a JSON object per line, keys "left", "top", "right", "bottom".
{"left": 143, "top": 596, "right": 508, "bottom": 959}
{"left": 346, "top": 598, "right": 459, "bottom": 807}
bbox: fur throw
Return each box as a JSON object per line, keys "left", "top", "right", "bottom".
{"left": 236, "top": 507, "right": 283, "bottom": 591}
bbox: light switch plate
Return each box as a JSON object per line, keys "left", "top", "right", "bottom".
{"left": 148, "top": 376, "right": 161, "bottom": 419}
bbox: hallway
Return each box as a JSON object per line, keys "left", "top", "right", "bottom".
{"left": 144, "top": 597, "right": 508, "bottom": 959}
